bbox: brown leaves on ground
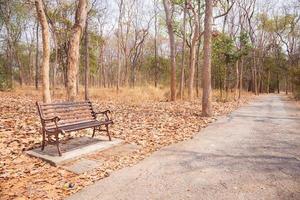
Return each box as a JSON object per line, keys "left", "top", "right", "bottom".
{"left": 0, "top": 91, "right": 252, "bottom": 200}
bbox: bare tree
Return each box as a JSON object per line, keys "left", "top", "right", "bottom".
{"left": 187, "top": 2, "right": 200, "bottom": 100}
{"left": 84, "top": 21, "right": 90, "bottom": 100}
{"left": 179, "top": 0, "right": 187, "bottom": 99}
{"left": 35, "top": 22, "right": 39, "bottom": 90}
{"left": 66, "top": 0, "right": 87, "bottom": 101}
{"left": 163, "top": 0, "right": 176, "bottom": 101}
{"left": 274, "top": 6, "right": 300, "bottom": 94}
{"left": 129, "top": 27, "right": 150, "bottom": 87}
{"left": 154, "top": 0, "right": 159, "bottom": 87}
{"left": 202, "top": 0, "right": 213, "bottom": 116}
{"left": 117, "top": 0, "right": 124, "bottom": 91}
{"left": 35, "top": 0, "right": 51, "bottom": 103}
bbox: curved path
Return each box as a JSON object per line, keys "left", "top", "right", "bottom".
{"left": 67, "top": 95, "right": 300, "bottom": 200}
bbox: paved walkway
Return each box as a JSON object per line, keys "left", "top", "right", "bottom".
{"left": 67, "top": 95, "right": 300, "bottom": 200}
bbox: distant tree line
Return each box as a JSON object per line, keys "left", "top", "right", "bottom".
{"left": 0, "top": 0, "right": 299, "bottom": 107}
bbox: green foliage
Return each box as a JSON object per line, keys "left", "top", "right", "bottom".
{"left": 212, "top": 33, "right": 238, "bottom": 88}
{"left": 257, "top": 13, "right": 276, "bottom": 32}
{"left": 291, "top": 68, "right": 300, "bottom": 99}
{"left": 0, "top": 55, "right": 10, "bottom": 91}
{"left": 78, "top": 30, "right": 105, "bottom": 77}
{"left": 238, "top": 32, "right": 252, "bottom": 57}
{"left": 213, "top": 33, "right": 237, "bottom": 64}
{"left": 171, "top": 0, "right": 185, "bottom": 5}
{"left": 141, "top": 55, "right": 170, "bottom": 85}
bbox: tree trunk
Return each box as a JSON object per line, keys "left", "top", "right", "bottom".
{"left": 52, "top": 30, "right": 58, "bottom": 91}
{"left": 117, "top": 0, "right": 123, "bottom": 91}
{"left": 35, "top": 0, "right": 51, "bottom": 103}
{"left": 187, "top": 5, "right": 200, "bottom": 101}
{"left": 253, "top": 50, "right": 258, "bottom": 95}
{"left": 188, "top": 40, "right": 198, "bottom": 100}
{"left": 234, "top": 60, "right": 239, "bottom": 101}
{"left": 84, "top": 21, "right": 90, "bottom": 100}
{"left": 277, "top": 73, "right": 280, "bottom": 93}
{"left": 67, "top": 0, "right": 87, "bottom": 101}
{"left": 16, "top": 51, "right": 23, "bottom": 87}
{"left": 225, "top": 64, "right": 229, "bottom": 102}
{"left": 35, "top": 22, "right": 39, "bottom": 90}
{"left": 163, "top": 0, "right": 176, "bottom": 101}
{"left": 154, "top": 0, "right": 159, "bottom": 87}
{"left": 267, "top": 69, "right": 270, "bottom": 93}
{"left": 196, "top": 0, "right": 202, "bottom": 98}
{"left": 285, "top": 75, "right": 288, "bottom": 95}
{"left": 196, "top": 43, "right": 200, "bottom": 97}
{"left": 238, "top": 57, "right": 243, "bottom": 99}
{"left": 179, "top": 0, "right": 187, "bottom": 99}
{"left": 27, "top": 35, "right": 34, "bottom": 85}
{"left": 202, "top": 0, "right": 213, "bottom": 117}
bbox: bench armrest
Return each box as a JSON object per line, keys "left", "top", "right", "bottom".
{"left": 93, "top": 110, "right": 112, "bottom": 121}
{"left": 42, "top": 116, "right": 60, "bottom": 122}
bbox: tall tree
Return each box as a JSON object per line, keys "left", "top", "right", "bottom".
{"left": 163, "top": 0, "right": 176, "bottom": 101}
{"left": 179, "top": 0, "right": 187, "bottom": 99}
{"left": 67, "top": 0, "right": 87, "bottom": 101}
{"left": 117, "top": 0, "right": 123, "bottom": 91}
{"left": 154, "top": 0, "right": 159, "bottom": 88}
{"left": 84, "top": 21, "right": 90, "bottom": 100}
{"left": 35, "top": 22, "right": 39, "bottom": 90}
{"left": 202, "top": 0, "right": 213, "bottom": 116}
{"left": 187, "top": 2, "right": 200, "bottom": 100}
{"left": 35, "top": 0, "right": 51, "bottom": 103}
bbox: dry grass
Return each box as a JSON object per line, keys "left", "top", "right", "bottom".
{"left": 13, "top": 85, "right": 251, "bottom": 104}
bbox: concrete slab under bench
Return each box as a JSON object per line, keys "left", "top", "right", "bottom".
{"left": 26, "top": 136, "right": 123, "bottom": 166}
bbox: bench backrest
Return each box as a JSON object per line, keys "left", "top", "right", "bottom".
{"left": 36, "top": 101, "right": 96, "bottom": 129}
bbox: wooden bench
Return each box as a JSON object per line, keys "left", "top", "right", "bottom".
{"left": 36, "top": 101, "right": 113, "bottom": 156}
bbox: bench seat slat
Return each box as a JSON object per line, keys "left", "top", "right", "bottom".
{"left": 41, "top": 104, "right": 92, "bottom": 111}
{"left": 45, "top": 120, "right": 113, "bottom": 132}
{"left": 42, "top": 107, "right": 93, "bottom": 115}
{"left": 43, "top": 111, "right": 94, "bottom": 120}
{"left": 40, "top": 101, "right": 90, "bottom": 106}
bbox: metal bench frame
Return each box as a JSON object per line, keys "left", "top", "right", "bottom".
{"left": 36, "top": 101, "right": 113, "bottom": 156}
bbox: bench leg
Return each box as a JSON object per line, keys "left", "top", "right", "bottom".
{"left": 55, "top": 133, "right": 62, "bottom": 156}
{"left": 92, "top": 127, "right": 96, "bottom": 138}
{"left": 106, "top": 124, "right": 111, "bottom": 141}
{"left": 41, "top": 129, "right": 46, "bottom": 151}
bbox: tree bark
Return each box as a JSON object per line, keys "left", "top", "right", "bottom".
{"left": 202, "top": 0, "right": 213, "bottom": 116}
{"left": 35, "top": 0, "right": 51, "bottom": 103}
{"left": 154, "top": 0, "right": 159, "bottom": 87}
{"left": 277, "top": 73, "right": 280, "bottom": 93}
{"left": 52, "top": 29, "right": 58, "bottom": 91}
{"left": 225, "top": 63, "right": 229, "bottom": 101}
{"left": 267, "top": 69, "right": 270, "bottom": 93}
{"left": 67, "top": 0, "right": 87, "bottom": 101}
{"left": 163, "top": 0, "right": 176, "bottom": 101}
{"left": 117, "top": 0, "right": 123, "bottom": 91}
{"left": 234, "top": 60, "right": 239, "bottom": 101}
{"left": 16, "top": 51, "right": 23, "bottom": 87}
{"left": 84, "top": 21, "right": 90, "bottom": 100}
{"left": 179, "top": 0, "right": 187, "bottom": 99}
{"left": 35, "top": 22, "right": 39, "bottom": 90}
{"left": 196, "top": 0, "right": 203, "bottom": 97}
{"left": 239, "top": 57, "right": 243, "bottom": 99}
{"left": 188, "top": 38, "right": 198, "bottom": 100}
{"left": 252, "top": 50, "right": 258, "bottom": 95}
{"left": 188, "top": 6, "right": 200, "bottom": 101}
